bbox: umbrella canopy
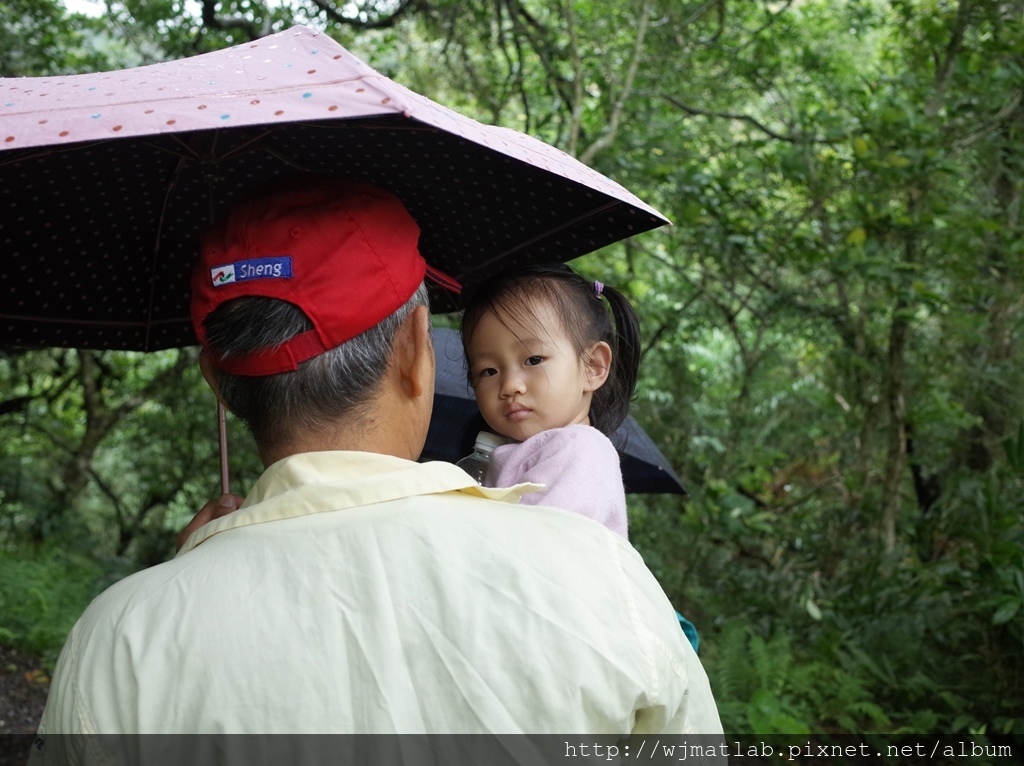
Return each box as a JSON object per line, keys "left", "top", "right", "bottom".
{"left": 425, "top": 328, "right": 686, "bottom": 495}
{"left": 0, "top": 25, "right": 668, "bottom": 351}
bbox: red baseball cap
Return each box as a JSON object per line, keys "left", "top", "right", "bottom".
{"left": 191, "top": 178, "right": 459, "bottom": 376}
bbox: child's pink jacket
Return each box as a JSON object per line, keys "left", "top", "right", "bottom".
{"left": 485, "top": 424, "right": 628, "bottom": 539}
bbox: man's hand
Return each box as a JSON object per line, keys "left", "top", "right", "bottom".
{"left": 176, "top": 493, "right": 245, "bottom": 551}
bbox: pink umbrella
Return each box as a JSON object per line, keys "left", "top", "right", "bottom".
{"left": 0, "top": 25, "right": 669, "bottom": 493}
{"left": 0, "top": 24, "right": 667, "bottom": 351}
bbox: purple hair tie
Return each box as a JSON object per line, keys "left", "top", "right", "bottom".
{"left": 594, "top": 280, "right": 604, "bottom": 299}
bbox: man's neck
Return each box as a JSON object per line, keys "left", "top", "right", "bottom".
{"left": 257, "top": 409, "right": 420, "bottom": 468}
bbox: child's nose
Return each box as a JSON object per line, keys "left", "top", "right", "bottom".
{"left": 500, "top": 372, "right": 526, "bottom": 397}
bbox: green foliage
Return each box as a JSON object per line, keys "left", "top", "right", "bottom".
{"left": 1, "top": 0, "right": 1023, "bottom": 742}
{"left": 0, "top": 545, "right": 102, "bottom": 667}
{"left": 706, "top": 622, "right": 890, "bottom": 735}
{"left": 0, "top": 348, "right": 263, "bottom": 564}
{"left": 643, "top": 449, "right": 1024, "bottom": 736}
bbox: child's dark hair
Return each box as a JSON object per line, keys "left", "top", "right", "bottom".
{"left": 460, "top": 263, "right": 641, "bottom": 435}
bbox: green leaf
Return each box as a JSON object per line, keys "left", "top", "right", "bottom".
{"left": 804, "top": 597, "right": 823, "bottom": 621}
{"left": 748, "top": 690, "right": 811, "bottom": 735}
{"left": 846, "top": 226, "right": 867, "bottom": 246}
{"left": 992, "top": 600, "right": 1021, "bottom": 626}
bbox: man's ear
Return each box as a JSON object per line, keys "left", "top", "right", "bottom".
{"left": 395, "top": 304, "right": 435, "bottom": 399}
{"left": 583, "top": 340, "right": 612, "bottom": 392}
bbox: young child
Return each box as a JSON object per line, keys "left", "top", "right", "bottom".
{"left": 460, "top": 263, "right": 640, "bottom": 539}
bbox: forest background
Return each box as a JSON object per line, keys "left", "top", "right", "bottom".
{"left": 1, "top": 0, "right": 1022, "bottom": 744}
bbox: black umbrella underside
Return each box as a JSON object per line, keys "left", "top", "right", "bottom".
{"left": 0, "top": 117, "right": 664, "bottom": 351}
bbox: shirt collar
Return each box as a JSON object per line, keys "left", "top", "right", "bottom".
{"left": 177, "top": 451, "right": 539, "bottom": 555}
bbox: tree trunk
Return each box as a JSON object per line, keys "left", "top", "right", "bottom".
{"left": 881, "top": 299, "right": 910, "bottom": 554}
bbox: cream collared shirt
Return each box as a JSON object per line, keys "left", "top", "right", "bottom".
{"left": 37, "top": 451, "right": 722, "bottom": 735}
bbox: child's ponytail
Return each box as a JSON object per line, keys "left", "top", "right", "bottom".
{"left": 590, "top": 281, "right": 641, "bottom": 435}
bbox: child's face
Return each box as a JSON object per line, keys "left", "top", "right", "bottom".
{"left": 465, "top": 297, "right": 607, "bottom": 442}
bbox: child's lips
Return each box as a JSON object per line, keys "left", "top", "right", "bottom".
{"left": 504, "top": 404, "right": 531, "bottom": 421}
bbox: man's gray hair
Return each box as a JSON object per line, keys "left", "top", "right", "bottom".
{"left": 204, "top": 283, "right": 430, "bottom": 449}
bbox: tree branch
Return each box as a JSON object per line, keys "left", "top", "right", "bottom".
{"left": 952, "top": 89, "right": 1024, "bottom": 152}
{"left": 740, "top": 0, "right": 795, "bottom": 47}
{"left": 504, "top": 0, "right": 576, "bottom": 114}
{"left": 578, "top": 0, "right": 653, "bottom": 165}
{"left": 307, "top": 0, "right": 420, "bottom": 30}
{"left": 116, "top": 349, "right": 198, "bottom": 419}
{"left": 0, "top": 396, "right": 32, "bottom": 416}
{"left": 934, "top": 0, "right": 972, "bottom": 97}
{"left": 87, "top": 465, "right": 128, "bottom": 530}
{"left": 200, "top": 0, "right": 268, "bottom": 40}
{"left": 661, "top": 94, "right": 823, "bottom": 144}
{"left": 564, "top": 0, "right": 584, "bottom": 156}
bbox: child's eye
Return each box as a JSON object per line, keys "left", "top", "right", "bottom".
{"left": 525, "top": 356, "right": 543, "bottom": 366}
{"left": 475, "top": 367, "right": 497, "bottom": 379}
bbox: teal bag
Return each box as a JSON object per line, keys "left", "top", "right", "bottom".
{"left": 675, "top": 611, "right": 700, "bottom": 653}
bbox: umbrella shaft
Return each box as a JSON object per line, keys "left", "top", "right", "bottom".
{"left": 218, "top": 402, "right": 230, "bottom": 495}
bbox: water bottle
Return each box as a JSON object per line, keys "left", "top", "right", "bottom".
{"left": 455, "top": 431, "right": 506, "bottom": 484}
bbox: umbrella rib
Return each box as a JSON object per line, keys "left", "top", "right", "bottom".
{"left": 138, "top": 130, "right": 274, "bottom": 163}
{"left": 457, "top": 200, "right": 623, "bottom": 280}
{"left": 257, "top": 145, "right": 322, "bottom": 172}
{"left": 302, "top": 119, "right": 437, "bottom": 133}
{"left": 148, "top": 135, "right": 206, "bottom": 161}
{"left": 144, "top": 152, "right": 192, "bottom": 350}
{"left": 157, "top": 128, "right": 315, "bottom": 166}
{"left": 200, "top": 130, "right": 277, "bottom": 163}
{"left": 0, "top": 139, "right": 202, "bottom": 169}
{"left": 0, "top": 312, "right": 188, "bottom": 328}
{"left": 217, "top": 136, "right": 271, "bottom": 162}
{"left": 0, "top": 142, "right": 117, "bottom": 167}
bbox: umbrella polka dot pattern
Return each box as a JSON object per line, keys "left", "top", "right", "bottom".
{"left": 0, "top": 26, "right": 668, "bottom": 351}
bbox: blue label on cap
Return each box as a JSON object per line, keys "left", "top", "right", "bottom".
{"left": 210, "top": 256, "right": 292, "bottom": 287}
